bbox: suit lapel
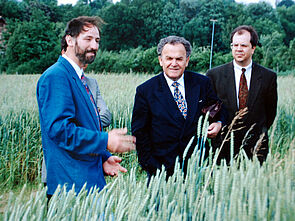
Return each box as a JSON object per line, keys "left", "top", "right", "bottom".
{"left": 184, "top": 71, "right": 200, "bottom": 127}
{"left": 157, "top": 73, "right": 185, "bottom": 124}
{"left": 85, "top": 76, "right": 97, "bottom": 98}
{"left": 225, "top": 62, "right": 238, "bottom": 112}
{"left": 247, "top": 63, "right": 262, "bottom": 109}
{"left": 59, "top": 57, "right": 99, "bottom": 129}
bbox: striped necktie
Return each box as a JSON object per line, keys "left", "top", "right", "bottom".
{"left": 172, "top": 81, "right": 187, "bottom": 118}
{"left": 81, "top": 73, "right": 102, "bottom": 131}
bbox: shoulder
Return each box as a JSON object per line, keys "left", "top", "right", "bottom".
{"left": 253, "top": 62, "right": 277, "bottom": 77}
{"left": 207, "top": 62, "right": 232, "bottom": 75}
{"left": 38, "top": 58, "right": 74, "bottom": 89}
{"left": 184, "top": 70, "right": 210, "bottom": 83}
{"left": 137, "top": 73, "right": 162, "bottom": 90}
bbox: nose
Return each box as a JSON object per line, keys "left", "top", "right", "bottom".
{"left": 171, "top": 59, "right": 177, "bottom": 66}
{"left": 90, "top": 39, "right": 99, "bottom": 51}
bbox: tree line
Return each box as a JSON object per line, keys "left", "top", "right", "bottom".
{"left": 0, "top": 0, "right": 294, "bottom": 74}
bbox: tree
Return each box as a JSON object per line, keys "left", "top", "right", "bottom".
{"left": 277, "top": 0, "right": 294, "bottom": 7}
{"left": 182, "top": 0, "right": 227, "bottom": 52}
{"left": 100, "top": 3, "right": 140, "bottom": 50}
{"left": 159, "top": 2, "right": 188, "bottom": 38}
{"left": 0, "top": 0, "right": 24, "bottom": 20}
{"left": 4, "top": 9, "right": 60, "bottom": 74}
{"left": 277, "top": 5, "right": 295, "bottom": 45}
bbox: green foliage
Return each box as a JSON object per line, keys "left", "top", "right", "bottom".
{"left": 0, "top": 111, "right": 42, "bottom": 188}
{"left": 3, "top": 144, "right": 295, "bottom": 220}
{"left": 277, "top": 5, "right": 295, "bottom": 45}
{"left": 0, "top": 74, "right": 294, "bottom": 192}
{"left": 100, "top": 3, "right": 140, "bottom": 50}
{"left": 3, "top": 9, "right": 60, "bottom": 74}
{"left": 88, "top": 46, "right": 234, "bottom": 73}
{"left": 0, "top": 0, "right": 294, "bottom": 73}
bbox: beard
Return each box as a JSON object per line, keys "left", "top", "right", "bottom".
{"left": 75, "top": 43, "right": 97, "bottom": 65}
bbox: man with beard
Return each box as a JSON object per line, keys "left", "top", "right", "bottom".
{"left": 37, "top": 16, "right": 135, "bottom": 199}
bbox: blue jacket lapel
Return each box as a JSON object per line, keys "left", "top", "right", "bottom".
{"left": 58, "top": 57, "right": 100, "bottom": 129}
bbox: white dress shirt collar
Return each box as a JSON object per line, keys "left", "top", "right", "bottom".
{"left": 163, "top": 73, "right": 186, "bottom": 100}
{"left": 62, "top": 54, "right": 84, "bottom": 79}
{"left": 233, "top": 59, "right": 252, "bottom": 73}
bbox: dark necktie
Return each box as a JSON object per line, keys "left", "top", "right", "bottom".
{"left": 81, "top": 73, "right": 102, "bottom": 131}
{"left": 172, "top": 82, "right": 187, "bottom": 118}
{"left": 238, "top": 68, "right": 248, "bottom": 110}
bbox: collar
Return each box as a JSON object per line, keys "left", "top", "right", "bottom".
{"left": 62, "top": 54, "right": 84, "bottom": 79}
{"left": 163, "top": 72, "right": 185, "bottom": 88}
{"left": 233, "top": 59, "right": 252, "bottom": 73}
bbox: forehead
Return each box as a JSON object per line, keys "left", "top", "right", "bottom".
{"left": 232, "top": 31, "right": 251, "bottom": 43}
{"left": 79, "top": 25, "right": 100, "bottom": 38}
{"left": 162, "top": 43, "right": 186, "bottom": 56}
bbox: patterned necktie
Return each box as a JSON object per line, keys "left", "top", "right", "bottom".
{"left": 238, "top": 68, "right": 248, "bottom": 110}
{"left": 172, "top": 82, "right": 187, "bottom": 118}
{"left": 81, "top": 73, "right": 102, "bottom": 131}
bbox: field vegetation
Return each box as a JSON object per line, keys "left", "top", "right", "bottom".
{"left": 0, "top": 73, "right": 294, "bottom": 220}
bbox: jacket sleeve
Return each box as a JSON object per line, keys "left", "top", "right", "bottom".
{"left": 37, "top": 71, "right": 108, "bottom": 156}
{"left": 265, "top": 72, "right": 277, "bottom": 129}
{"left": 204, "top": 76, "right": 228, "bottom": 126}
{"left": 131, "top": 86, "right": 162, "bottom": 174}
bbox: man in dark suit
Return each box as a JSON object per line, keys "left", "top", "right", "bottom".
{"left": 37, "top": 16, "right": 135, "bottom": 197}
{"left": 206, "top": 25, "right": 277, "bottom": 163}
{"left": 131, "top": 36, "right": 226, "bottom": 178}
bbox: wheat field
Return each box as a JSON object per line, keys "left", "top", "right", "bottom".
{"left": 0, "top": 73, "right": 294, "bottom": 220}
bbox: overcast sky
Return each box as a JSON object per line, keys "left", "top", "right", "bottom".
{"left": 58, "top": 0, "right": 276, "bottom": 7}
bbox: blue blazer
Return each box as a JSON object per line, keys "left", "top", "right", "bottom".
{"left": 131, "top": 71, "right": 226, "bottom": 175}
{"left": 37, "top": 56, "right": 111, "bottom": 195}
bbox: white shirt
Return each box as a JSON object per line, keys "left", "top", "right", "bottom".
{"left": 163, "top": 73, "right": 186, "bottom": 104}
{"left": 62, "top": 54, "right": 84, "bottom": 79}
{"left": 233, "top": 60, "right": 252, "bottom": 108}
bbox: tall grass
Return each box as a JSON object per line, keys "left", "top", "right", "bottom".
{"left": 0, "top": 73, "right": 151, "bottom": 189}
{"left": 0, "top": 73, "right": 294, "bottom": 219}
{"left": 3, "top": 140, "right": 295, "bottom": 220}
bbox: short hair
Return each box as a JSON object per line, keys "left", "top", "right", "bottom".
{"left": 61, "top": 16, "right": 104, "bottom": 52}
{"left": 157, "top": 36, "right": 192, "bottom": 58}
{"left": 230, "top": 25, "right": 259, "bottom": 48}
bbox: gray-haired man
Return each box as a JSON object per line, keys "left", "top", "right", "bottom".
{"left": 132, "top": 36, "right": 226, "bottom": 179}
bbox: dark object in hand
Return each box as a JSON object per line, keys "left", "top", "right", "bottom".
{"left": 201, "top": 101, "right": 222, "bottom": 118}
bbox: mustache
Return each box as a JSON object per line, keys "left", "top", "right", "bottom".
{"left": 85, "top": 49, "right": 97, "bottom": 55}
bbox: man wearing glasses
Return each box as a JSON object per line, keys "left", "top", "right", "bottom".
{"left": 206, "top": 25, "right": 277, "bottom": 164}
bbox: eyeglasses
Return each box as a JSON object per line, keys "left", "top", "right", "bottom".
{"left": 230, "top": 43, "right": 251, "bottom": 49}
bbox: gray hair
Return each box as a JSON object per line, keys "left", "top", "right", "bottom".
{"left": 157, "top": 36, "right": 192, "bottom": 58}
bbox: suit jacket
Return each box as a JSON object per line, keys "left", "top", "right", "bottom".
{"left": 41, "top": 75, "right": 112, "bottom": 184}
{"left": 206, "top": 61, "right": 277, "bottom": 162}
{"left": 85, "top": 76, "right": 112, "bottom": 127}
{"left": 37, "top": 56, "right": 111, "bottom": 195}
{"left": 131, "top": 71, "right": 226, "bottom": 175}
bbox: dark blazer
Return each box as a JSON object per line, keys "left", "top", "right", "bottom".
{"left": 206, "top": 61, "right": 277, "bottom": 162}
{"left": 37, "top": 56, "right": 111, "bottom": 195}
{"left": 131, "top": 71, "right": 226, "bottom": 175}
